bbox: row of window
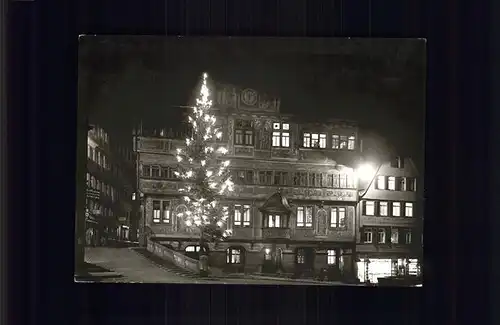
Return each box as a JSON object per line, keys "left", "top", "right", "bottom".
{"left": 234, "top": 121, "right": 357, "bottom": 151}
{"left": 364, "top": 200, "right": 414, "bottom": 218}
{"left": 224, "top": 247, "right": 343, "bottom": 265}
{"left": 233, "top": 170, "right": 356, "bottom": 189}
{"left": 296, "top": 206, "right": 347, "bottom": 228}
{"left": 89, "top": 126, "right": 135, "bottom": 162}
{"left": 86, "top": 199, "right": 114, "bottom": 217}
{"left": 362, "top": 227, "right": 413, "bottom": 245}
{"left": 376, "top": 176, "right": 417, "bottom": 192}
{"left": 87, "top": 144, "right": 127, "bottom": 180}
{"left": 153, "top": 202, "right": 348, "bottom": 229}
{"left": 86, "top": 172, "right": 121, "bottom": 202}
{"left": 142, "top": 165, "right": 177, "bottom": 180}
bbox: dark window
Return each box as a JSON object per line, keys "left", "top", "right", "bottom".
{"left": 265, "top": 171, "right": 273, "bottom": 184}
{"left": 407, "top": 178, "right": 417, "bottom": 191}
{"left": 142, "top": 165, "right": 151, "bottom": 177}
{"left": 398, "top": 177, "right": 406, "bottom": 191}
{"left": 244, "top": 131, "right": 253, "bottom": 145}
{"left": 245, "top": 171, "right": 254, "bottom": 184}
{"left": 235, "top": 119, "right": 253, "bottom": 145}
{"left": 151, "top": 166, "right": 160, "bottom": 178}
{"left": 235, "top": 130, "right": 243, "bottom": 144}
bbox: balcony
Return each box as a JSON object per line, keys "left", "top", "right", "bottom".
{"left": 262, "top": 227, "right": 291, "bottom": 239}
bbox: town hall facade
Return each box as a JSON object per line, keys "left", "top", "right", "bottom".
{"left": 134, "top": 82, "right": 422, "bottom": 281}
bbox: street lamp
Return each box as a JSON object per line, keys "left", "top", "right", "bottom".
{"left": 356, "top": 163, "right": 377, "bottom": 183}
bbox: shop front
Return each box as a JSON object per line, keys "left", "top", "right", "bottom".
{"left": 356, "top": 257, "right": 421, "bottom": 283}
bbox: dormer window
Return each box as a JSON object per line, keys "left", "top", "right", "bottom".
{"left": 303, "top": 133, "right": 327, "bottom": 148}
{"left": 272, "top": 122, "right": 290, "bottom": 147}
{"left": 267, "top": 215, "right": 281, "bottom": 228}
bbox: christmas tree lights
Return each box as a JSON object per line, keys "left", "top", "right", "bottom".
{"left": 175, "top": 73, "right": 234, "bottom": 245}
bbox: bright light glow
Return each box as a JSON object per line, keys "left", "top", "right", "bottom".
{"left": 201, "top": 160, "right": 206, "bottom": 166}
{"left": 206, "top": 170, "right": 213, "bottom": 177}
{"left": 265, "top": 248, "right": 271, "bottom": 255}
{"left": 356, "top": 163, "right": 376, "bottom": 182}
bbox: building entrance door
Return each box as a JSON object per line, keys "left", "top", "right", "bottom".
{"left": 262, "top": 247, "right": 277, "bottom": 273}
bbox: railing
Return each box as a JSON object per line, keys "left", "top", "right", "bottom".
{"left": 262, "top": 227, "right": 291, "bottom": 239}
{"left": 147, "top": 239, "right": 199, "bottom": 273}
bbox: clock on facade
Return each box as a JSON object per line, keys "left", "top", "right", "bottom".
{"left": 241, "top": 88, "right": 258, "bottom": 106}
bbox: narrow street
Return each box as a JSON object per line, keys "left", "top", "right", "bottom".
{"left": 82, "top": 247, "right": 339, "bottom": 285}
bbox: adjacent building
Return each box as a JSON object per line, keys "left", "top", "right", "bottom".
{"left": 134, "top": 82, "right": 423, "bottom": 281}
{"left": 355, "top": 157, "right": 422, "bottom": 283}
{"left": 86, "top": 124, "right": 139, "bottom": 246}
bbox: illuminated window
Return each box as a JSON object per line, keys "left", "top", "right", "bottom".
{"left": 332, "top": 135, "right": 340, "bottom": 149}
{"left": 303, "top": 133, "right": 311, "bottom": 147}
{"left": 348, "top": 136, "right": 356, "bottom": 150}
{"left": 297, "top": 207, "right": 312, "bottom": 227}
{"left": 153, "top": 200, "right": 161, "bottom": 223}
{"left": 296, "top": 249, "right": 305, "bottom": 264}
{"left": 162, "top": 201, "right": 170, "bottom": 223}
{"left": 297, "top": 207, "right": 304, "bottom": 227}
{"left": 330, "top": 207, "right": 346, "bottom": 228}
{"left": 346, "top": 174, "right": 355, "bottom": 188}
{"left": 405, "top": 229, "right": 412, "bottom": 244}
{"left": 391, "top": 228, "right": 399, "bottom": 244}
{"left": 185, "top": 245, "right": 201, "bottom": 252}
{"left": 405, "top": 203, "right": 413, "bottom": 217}
{"left": 377, "top": 229, "right": 386, "bottom": 244}
{"left": 268, "top": 215, "right": 281, "bottom": 228}
{"left": 87, "top": 145, "right": 92, "bottom": 159}
{"left": 365, "top": 201, "right": 375, "bottom": 216}
{"left": 388, "top": 177, "right": 396, "bottom": 190}
{"left": 364, "top": 228, "right": 373, "bottom": 243}
{"left": 379, "top": 202, "right": 388, "bottom": 216}
{"left": 234, "top": 205, "right": 242, "bottom": 226}
{"left": 272, "top": 123, "right": 290, "bottom": 147}
{"left": 392, "top": 202, "right": 401, "bottom": 217}
{"left": 272, "top": 132, "right": 281, "bottom": 147}
{"left": 330, "top": 208, "right": 337, "bottom": 227}
{"left": 339, "top": 136, "right": 348, "bottom": 149}
{"left": 243, "top": 205, "right": 251, "bottom": 226}
{"left": 305, "top": 207, "right": 313, "bottom": 227}
{"left": 226, "top": 248, "right": 242, "bottom": 264}
{"left": 327, "top": 249, "right": 336, "bottom": 265}
{"left": 377, "top": 176, "right": 386, "bottom": 190}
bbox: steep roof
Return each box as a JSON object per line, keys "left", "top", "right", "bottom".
{"left": 259, "top": 190, "right": 293, "bottom": 214}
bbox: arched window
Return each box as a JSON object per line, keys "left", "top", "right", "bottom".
{"left": 226, "top": 247, "right": 243, "bottom": 264}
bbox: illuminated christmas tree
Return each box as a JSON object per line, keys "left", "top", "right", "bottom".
{"left": 174, "top": 73, "right": 234, "bottom": 250}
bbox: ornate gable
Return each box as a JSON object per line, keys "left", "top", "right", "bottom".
{"left": 259, "top": 190, "right": 292, "bottom": 215}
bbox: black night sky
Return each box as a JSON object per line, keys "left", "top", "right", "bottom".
{"left": 79, "top": 36, "right": 426, "bottom": 169}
